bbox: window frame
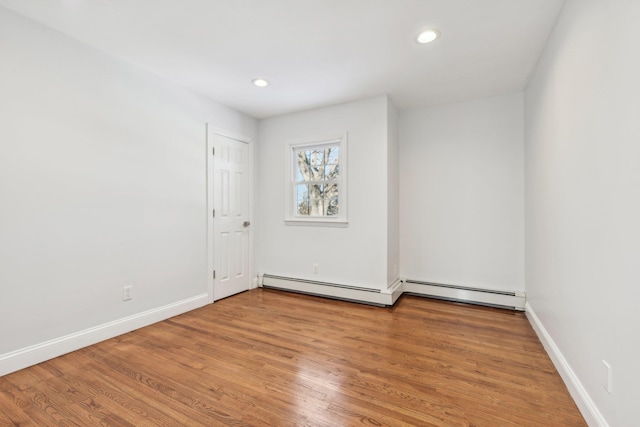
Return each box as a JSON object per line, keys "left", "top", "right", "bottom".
{"left": 285, "top": 133, "right": 348, "bottom": 226}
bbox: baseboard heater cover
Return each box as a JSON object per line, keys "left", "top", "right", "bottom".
{"left": 260, "top": 275, "right": 523, "bottom": 310}
{"left": 261, "top": 274, "right": 399, "bottom": 307}
{"left": 403, "top": 279, "right": 525, "bottom": 311}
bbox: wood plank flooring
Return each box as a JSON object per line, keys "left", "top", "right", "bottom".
{"left": 0, "top": 288, "right": 586, "bottom": 426}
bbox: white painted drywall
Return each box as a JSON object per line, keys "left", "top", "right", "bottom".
{"left": 399, "top": 93, "right": 525, "bottom": 291}
{"left": 256, "top": 96, "right": 392, "bottom": 289}
{"left": 0, "top": 7, "right": 256, "bottom": 357}
{"left": 525, "top": 1, "right": 640, "bottom": 425}
{"left": 387, "top": 98, "right": 400, "bottom": 286}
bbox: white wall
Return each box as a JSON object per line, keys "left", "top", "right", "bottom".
{"left": 525, "top": 1, "right": 640, "bottom": 425}
{"left": 387, "top": 98, "right": 400, "bottom": 286}
{"left": 399, "top": 93, "right": 525, "bottom": 292}
{"left": 256, "top": 96, "right": 393, "bottom": 290}
{"left": 0, "top": 7, "right": 256, "bottom": 360}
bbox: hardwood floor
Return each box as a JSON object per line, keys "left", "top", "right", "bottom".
{"left": 0, "top": 288, "right": 586, "bottom": 426}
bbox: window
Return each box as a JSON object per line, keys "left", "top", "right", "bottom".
{"left": 286, "top": 134, "right": 347, "bottom": 224}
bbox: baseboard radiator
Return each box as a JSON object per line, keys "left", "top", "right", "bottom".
{"left": 261, "top": 274, "right": 402, "bottom": 307}
{"left": 260, "top": 274, "right": 524, "bottom": 311}
{"left": 403, "top": 279, "right": 525, "bottom": 311}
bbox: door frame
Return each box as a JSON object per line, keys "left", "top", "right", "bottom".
{"left": 206, "top": 124, "right": 255, "bottom": 304}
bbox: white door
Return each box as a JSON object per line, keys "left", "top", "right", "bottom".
{"left": 212, "top": 133, "right": 250, "bottom": 301}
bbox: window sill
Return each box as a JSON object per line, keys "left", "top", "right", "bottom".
{"left": 285, "top": 218, "right": 348, "bottom": 228}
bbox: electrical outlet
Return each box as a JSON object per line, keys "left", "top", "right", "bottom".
{"left": 123, "top": 286, "right": 133, "bottom": 301}
{"left": 602, "top": 360, "right": 613, "bottom": 394}
{"left": 313, "top": 263, "right": 319, "bottom": 274}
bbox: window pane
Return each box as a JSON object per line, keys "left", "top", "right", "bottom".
{"left": 309, "top": 150, "right": 324, "bottom": 167}
{"left": 324, "top": 183, "right": 339, "bottom": 216}
{"left": 324, "top": 163, "right": 339, "bottom": 180}
{"left": 309, "top": 184, "right": 324, "bottom": 216}
{"left": 326, "top": 147, "right": 339, "bottom": 164}
{"left": 296, "top": 184, "right": 309, "bottom": 215}
{"left": 296, "top": 151, "right": 311, "bottom": 182}
{"left": 310, "top": 164, "right": 324, "bottom": 181}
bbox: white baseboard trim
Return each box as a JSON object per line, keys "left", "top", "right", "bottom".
{"left": 0, "top": 293, "right": 209, "bottom": 377}
{"left": 404, "top": 279, "right": 526, "bottom": 310}
{"left": 261, "top": 274, "right": 397, "bottom": 306}
{"left": 525, "top": 302, "right": 609, "bottom": 427}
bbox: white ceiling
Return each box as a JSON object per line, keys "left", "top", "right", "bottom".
{"left": 0, "top": 0, "right": 564, "bottom": 119}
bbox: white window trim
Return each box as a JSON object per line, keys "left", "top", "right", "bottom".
{"left": 284, "top": 133, "right": 348, "bottom": 226}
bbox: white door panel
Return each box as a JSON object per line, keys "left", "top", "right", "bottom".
{"left": 212, "top": 133, "right": 250, "bottom": 301}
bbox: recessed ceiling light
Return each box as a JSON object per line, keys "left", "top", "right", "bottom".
{"left": 252, "top": 78, "right": 269, "bottom": 87}
{"left": 417, "top": 29, "right": 440, "bottom": 44}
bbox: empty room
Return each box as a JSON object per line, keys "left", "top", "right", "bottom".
{"left": 0, "top": 0, "right": 637, "bottom": 425}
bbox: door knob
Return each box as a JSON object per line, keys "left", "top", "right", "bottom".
{"left": 243, "top": 221, "right": 251, "bottom": 227}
